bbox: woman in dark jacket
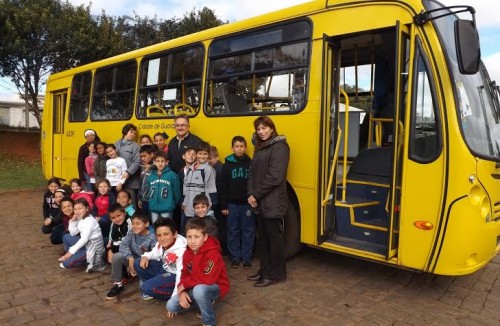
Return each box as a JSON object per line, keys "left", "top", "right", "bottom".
{"left": 77, "top": 129, "right": 100, "bottom": 190}
{"left": 247, "top": 115, "right": 290, "bottom": 287}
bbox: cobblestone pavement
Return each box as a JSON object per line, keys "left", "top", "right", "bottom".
{"left": 1, "top": 190, "right": 499, "bottom": 326}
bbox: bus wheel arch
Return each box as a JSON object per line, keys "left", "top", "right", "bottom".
{"left": 284, "top": 183, "right": 302, "bottom": 259}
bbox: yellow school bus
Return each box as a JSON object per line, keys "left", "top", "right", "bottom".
{"left": 42, "top": 0, "right": 500, "bottom": 275}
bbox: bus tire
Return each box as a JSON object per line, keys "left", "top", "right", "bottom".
{"left": 284, "top": 188, "right": 302, "bottom": 259}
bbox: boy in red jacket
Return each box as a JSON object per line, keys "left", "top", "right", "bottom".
{"left": 166, "top": 218, "right": 229, "bottom": 326}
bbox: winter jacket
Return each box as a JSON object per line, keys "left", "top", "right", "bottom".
{"left": 183, "top": 162, "right": 217, "bottom": 217}
{"left": 68, "top": 214, "right": 106, "bottom": 272}
{"left": 70, "top": 191, "right": 95, "bottom": 210}
{"left": 108, "top": 218, "right": 132, "bottom": 251}
{"left": 94, "top": 155, "right": 108, "bottom": 183}
{"left": 142, "top": 235, "right": 188, "bottom": 296}
{"left": 167, "top": 133, "right": 203, "bottom": 173}
{"left": 145, "top": 167, "right": 181, "bottom": 213}
{"left": 78, "top": 134, "right": 101, "bottom": 182}
{"left": 93, "top": 191, "right": 116, "bottom": 217}
{"left": 84, "top": 153, "right": 98, "bottom": 182}
{"left": 42, "top": 190, "right": 60, "bottom": 220}
{"left": 219, "top": 154, "right": 251, "bottom": 210}
{"left": 115, "top": 138, "right": 141, "bottom": 189}
{"left": 247, "top": 135, "right": 290, "bottom": 218}
{"left": 177, "top": 236, "right": 229, "bottom": 299}
{"left": 119, "top": 228, "right": 156, "bottom": 260}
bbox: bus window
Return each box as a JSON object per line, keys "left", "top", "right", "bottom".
{"left": 69, "top": 72, "right": 92, "bottom": 122}
{"left": 206, "top": 20, "right": 311, "bottom": 115}
{"left": 409, "top": 50, "right": 440, "bottom": 161}
{"left": 137, "top": 45, "right": 203, "bottom": 118}
{"left": 91, "top": 61, "right": 136, "bottom": 120}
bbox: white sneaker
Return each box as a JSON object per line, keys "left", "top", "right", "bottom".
{"left": 141, "top": 293, "right": 153, "bottom": 301}
{"left": 59, "top": 262, "right": 66, "bottom": 269}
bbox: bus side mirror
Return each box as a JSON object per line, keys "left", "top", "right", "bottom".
{"left": 455, "top": 19, "right": 480, "bottom": 75}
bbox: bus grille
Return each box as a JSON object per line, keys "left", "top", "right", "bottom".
{"left": 493, "top": 201, "right": 500, "bottom": 221}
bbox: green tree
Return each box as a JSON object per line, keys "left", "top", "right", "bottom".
{"left": 0, "top": 0, "right": 98, "bottom": 126}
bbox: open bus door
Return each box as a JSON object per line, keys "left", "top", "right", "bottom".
{"left": 49, "top": 90, "right": 68, "bottom": 180}
{"left": 320, "top": 22, "right": 410, "bottom": 261}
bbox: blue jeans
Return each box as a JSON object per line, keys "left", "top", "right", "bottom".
{"left": 166, "top": 284, "right": 220, "bottom": 326}
{"left": 61, "top": 234, "right": 87, "bottom": 268}
{"left": 134, "top": 258, "right": 176, "bottom": 300}
{"left": 227, "top": 203, "right": 255, "bottom": 262}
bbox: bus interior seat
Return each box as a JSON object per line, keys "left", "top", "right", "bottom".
{"left": 347, "top": 146, "right": 392, "bottom": 185}
{"left": 222, "top": 84, "right": 248, "bottom": 113}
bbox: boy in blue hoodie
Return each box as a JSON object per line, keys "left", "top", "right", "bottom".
{"left": 144, "top": 152, "right": 181, "bottom": 223}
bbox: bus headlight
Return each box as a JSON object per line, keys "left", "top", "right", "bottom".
{"left": 468, "top": 185, "right": 483, "bottom": 206}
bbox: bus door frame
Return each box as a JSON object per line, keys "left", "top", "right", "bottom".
{"left": 386, "top": 21, "right": 411, "bottom": 259}
{"left": 318, "top": 34, "right": 340, "bottom": 243}
{"left": 50, "top": 90, "right": 68, "bottom": 180}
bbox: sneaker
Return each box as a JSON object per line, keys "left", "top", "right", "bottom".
{"left": 89, "top": 263, "right": 108, "bottom": 272}
{"left": 106, "top": 284, "right": 124, "bottom": 300}
{"left": 141, "top": 293, "right": 154, "bottom": 301}
{"left": 59, "top": 262, "right": 66, "bottom": 269}
{"left": 231, "top": 260, "right": 240, "bottom": 268}
{"left": 243, "top": 261, "right": 252, "bottom": 269}
{"left": 196, "top": 310, "right": 202, "bottom": 318}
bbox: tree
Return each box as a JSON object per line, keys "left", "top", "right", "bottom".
{"left": 0, "top": 0, "right": 98, "bottom": 126}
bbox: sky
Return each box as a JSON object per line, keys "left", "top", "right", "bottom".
{"left": 1, "top": 0, "right": 499, "bottom": 99}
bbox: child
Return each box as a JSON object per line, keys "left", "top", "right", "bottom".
{"left": 182, "top": 141, "right": 217, "bottom": 223}
{"left": 69, "top": 178, "right": 95, "bottom": 210}
{"left": 59, "top": 198, "right": 107, "bottom": 272}
{"left": 208, "top": 145, "right": 228, "bottom": 256}
{"left": 154, "top": 131, "right": 169, "bottom": 153}
{"left": 106, "top": 203, "right": 132, "bottom": 263}
{"left": 219, "top": 136, "right": 255, "bottom": 269}
{"left": 41, "top": 177, "right": 62, "bottom": 234}
{"left": 93, "top": 178, "right": 116, "bottom": 239}
{"left": 144, "top": 152, "right": 181, "bottom": 223}
{"left": 84, "top": 142, "right": 98, "bottom": 192}
{"left": 117, "top": 190, "right": 136, "bottom": 218}
{"left": 50, "top": 196, "right": 74, "bottom": 245}
{"left": 105, "top": 144, "right": 128, "bottom": 193}
{"left": 193, "top": 194, "right": 218, "bottom": 238}
{"left": 138, "top": 144, "right": 157, "bottom": 214}
{"left": 106, "top": 212, "right": 156, "bottom": 300}
{"left": 166, "top": 218, "right": 229, "bottom": 326}
{"left": 140, "top": 134, "right": 153, "bottom": 146}
{"left": 176, "top": 146, "right": 196, "bottom": 233}
{"left": 135, "top": 218, "right": 187, "bottom": 301}
{"left": 93, "top": 142, "right": 108, "bottom": 184}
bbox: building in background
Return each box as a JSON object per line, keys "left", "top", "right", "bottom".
{"left": 0, "top": 95, "right": 42, "bottom": 130}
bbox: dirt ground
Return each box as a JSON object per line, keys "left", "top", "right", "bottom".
{"left": 0, "top": 130, "right": 40, "bottom": 159}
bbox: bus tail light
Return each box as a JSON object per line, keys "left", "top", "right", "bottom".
{"left": 414, "top": 221, "right": 433, "bottom": 230}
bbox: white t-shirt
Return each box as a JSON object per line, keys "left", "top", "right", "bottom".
{"left": 106, "top": 157, "right": 128, "bottom": 186}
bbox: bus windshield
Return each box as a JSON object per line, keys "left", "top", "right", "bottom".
{"left": 425, "top": 0, "right": 500, "bottom": 159}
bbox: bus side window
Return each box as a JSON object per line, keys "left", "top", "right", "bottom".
{"left": 409, "top": 51, "right": 441, "bottom": 161}
{"left": 69, "top": 72, "right": 92, "bottom": 122}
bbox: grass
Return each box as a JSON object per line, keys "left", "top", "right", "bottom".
{"left": 0, "top": 152, "right": 46, "bottom": 192}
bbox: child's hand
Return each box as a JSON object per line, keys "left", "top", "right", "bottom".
{"left": 221, "top": 209, "right": 229, "bottom": 216}
{"left": 179, "top": 291, "right": 192, "bottom": 309}
{"left": 58, "top": 252, "right": 72, "bottom": 262}
{"left": 166, "top": 311, "right": 177, "bottom": 318}
{"left": 44, "top": 218, "right": 52, "bottom": 226}
{"left": 139, "top": 256, "right": 149, "bottom": 269}
{"left": 128, "top": 263, "right": 137, "bottom": 277}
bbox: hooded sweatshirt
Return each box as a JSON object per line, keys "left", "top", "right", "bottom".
{"left": 177, "top": 236, "right": 229, "bottom": 299}
{"left": 145, "top": 167, "right": 181, "bottom": 213}
{"left": 219, "top": 153, "right": 251, "bottom": 210}
{"left": 142, "top": 234, "right": 188, "bottom": 296}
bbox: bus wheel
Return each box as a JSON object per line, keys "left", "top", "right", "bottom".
{"left": 284, "top": 191, "right": 302, "bottom": 259}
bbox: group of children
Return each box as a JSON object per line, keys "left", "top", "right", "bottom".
{"left": 41, "top": 132, "right": 256, "bottom": 326}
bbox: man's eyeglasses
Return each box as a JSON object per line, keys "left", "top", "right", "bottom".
{"left": 175, "top": 124, "right": 188, "bottom": 128}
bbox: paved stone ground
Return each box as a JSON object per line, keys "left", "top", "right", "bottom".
{"left": 1, "top": 190, "right": 499, "bottom": 326}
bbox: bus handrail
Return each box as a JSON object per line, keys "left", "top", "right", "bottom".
{"left": 340, "top": 88, "right": 349, "bottom": 203}
{"left": 322, "top": 127, "right": 342, "bottom": 206}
